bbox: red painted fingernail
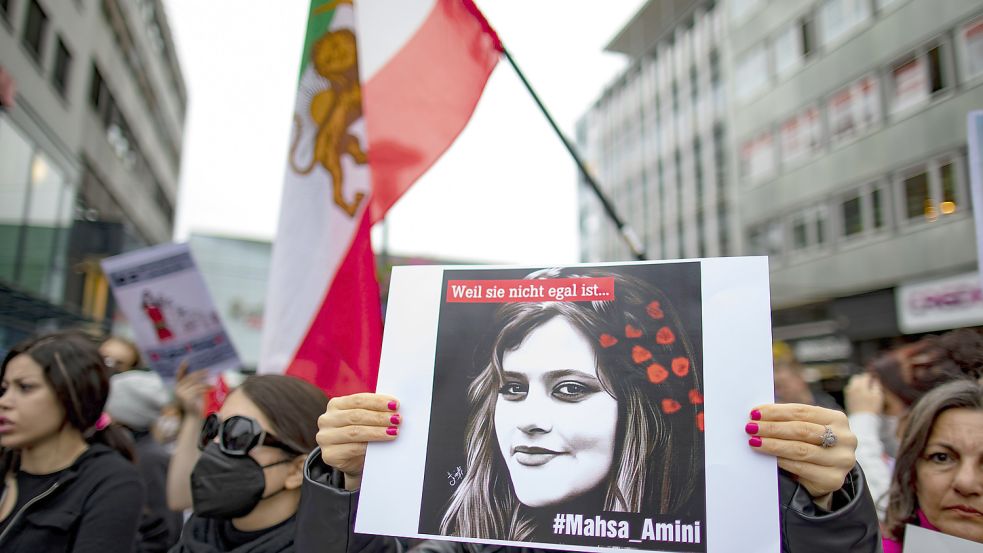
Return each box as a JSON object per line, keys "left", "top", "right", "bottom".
{"left": 750, "top": 409, "right": 761, "bottom": 421}
{"left": 749, "top": 436, "right": 762, "bottom": 447}
{"left": 387, "top": 401, "right": 398, "bottom": 411}
{"left": 390, "top": 414, "right": 401, "bottom": 425}
{"left": 745, "top": 422, "right": 758, "bottom": 434}
{"left": 386, "top": 426, "right": 398, "bottom": 436}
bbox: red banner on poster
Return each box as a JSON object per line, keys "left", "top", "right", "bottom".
{"left": 446, "top": 277, "right": 615, "bottom": 303}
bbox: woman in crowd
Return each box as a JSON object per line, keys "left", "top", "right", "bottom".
{"left": 170, "top": 374, "right": 327, "bottom": 553}
{"left": 882, "top": 378, "right": 983, "bottom": 550}
{"left": 845, "top": 328, "right": 983, "bottom": 517}
{"left": 0, "top": 331, "right": 144, "bottom": 552}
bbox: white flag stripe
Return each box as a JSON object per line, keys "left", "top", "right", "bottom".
{"left": 259, "top": 4, "right": 369, "bottom": 374}
{"left": 355, "top": 0, "right": 437, "bottom": 82}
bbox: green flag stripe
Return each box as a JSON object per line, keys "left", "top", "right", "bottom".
{"left": 297, "top": 0, "right": 338, "bottom": 82}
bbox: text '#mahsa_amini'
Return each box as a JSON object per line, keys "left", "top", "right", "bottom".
{"left": 552, "top": 513, "right": 703, "bottom": 545}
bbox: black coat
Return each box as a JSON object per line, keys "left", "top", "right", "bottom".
{"left": 0, "top": 444, "right": 145, "bottom": 553}
{"left": 296, "top": 450, "right": 881, "bottom": 553}
{"left": 169, "top": 514, "right": 298, "bottom": 553}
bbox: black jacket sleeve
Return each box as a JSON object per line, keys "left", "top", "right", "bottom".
{"left": 778, "top": 464, "right": 882, "bottom": 553}
{"left": 296, "top": 449, "right": 406, "bottom": 553}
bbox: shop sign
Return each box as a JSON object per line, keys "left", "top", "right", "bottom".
{"left": 897, "top": 272, "right": 983, "bottom": 334}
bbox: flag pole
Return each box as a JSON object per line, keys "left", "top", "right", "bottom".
{"left": 498, "top": 46, "right": 648, "bottom": 261}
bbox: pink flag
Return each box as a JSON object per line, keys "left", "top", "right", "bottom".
{"left": 259, "top": 0, "right": 500, "bottom": 396}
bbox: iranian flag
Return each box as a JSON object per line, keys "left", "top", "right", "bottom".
{"left": 258, "top": 0, "right": 500, "bottom": 396}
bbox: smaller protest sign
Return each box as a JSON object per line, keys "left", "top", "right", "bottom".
{"left": 903, "top": 524, "right": 983, "bottom": 552}
{"left": 100, "top": 243, "right": 241, "bottom": 379}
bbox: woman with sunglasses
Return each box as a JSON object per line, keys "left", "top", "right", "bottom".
{"left": 170, "top": 374, "right": 327, "bottom": 553}
{"left": 0, "top": 331, "right": 144, "bottom": 552}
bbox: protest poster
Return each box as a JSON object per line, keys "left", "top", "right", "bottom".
{"left": 903, "top": 524, "right": 983, "bottom": 552}
{"left": 357, "top": 258, "right": 779, "bottom": 553}
{"left": 100, "top": 243, "right": 241, "bottom": 379}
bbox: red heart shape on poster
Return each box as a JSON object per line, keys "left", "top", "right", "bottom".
{"left": 662, "top": 398, "right": 681, "bottom": 414}
{"left": 647, "top": 363, "right": 669, "bottom": 384}
{"left": 625, "top": 324, "right": 642, "bottom": 338}
{"left": 632, "top": 345, "right": 653, "bottom": 364}
{"left": 672, "top": 357, "right": 690, "bottom": 377}
{"left": 696, "top": 412, "right": 705, "bottom": 432}
{"left": 688, "top": 388, "right": 703, "bottom": 405}
{"left": 599, "top": 334, "right": 618, "bottom": 348}
{"left": 647, "top": 301, "right": 665, "bottom": 319}
{"left": 656, "top": 326, "right": 676, "bottom": 345}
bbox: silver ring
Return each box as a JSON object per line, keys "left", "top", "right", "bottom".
{"left": 820, "top": 426, "right": 837, "bottom": 449}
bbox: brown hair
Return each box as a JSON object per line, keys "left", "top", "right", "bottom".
{"left": 236, "top": 375, "right": 328, "bottom": 454}
{"left": 884, "top": 378, "right": 983, "bottom": 542}
{"left": 870, "top": 328, "right": 983, "bottom": 406}
{"left": 1, "top": 331, "right": 135, "bottom": 475}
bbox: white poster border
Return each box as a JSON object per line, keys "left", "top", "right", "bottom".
{"left": 356, "top": 257, "right": 779, "bottom": 553}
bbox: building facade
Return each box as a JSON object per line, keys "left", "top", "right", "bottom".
{"left": 578, "top": 0, "right": 983, "bottom": 377}
{"left": 578, "top": 0, "right": 733, "bottom": 264}
{"left": 0, "top": 0, "right": 186, "bottom": 347}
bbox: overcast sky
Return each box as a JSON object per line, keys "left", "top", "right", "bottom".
{"left": 167, "top": 0, "right": 646, "bottom": 264}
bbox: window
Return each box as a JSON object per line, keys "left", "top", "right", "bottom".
{"left": 828, "top": 74, "right": 880, "bottom": 145}
{"left": 735, "top": 44, "right": 768, "bottom": 101}
{"left": 52, "top": 37, "right": 72, "bottom": 98}
{"left": 903, "top": 169, "right": 930, "bottom": 221}
{"left": 896, "top": 155, "right": 966, "bottom": 225}
{"left": 22, "top": 0, "right": 49, "bottom": 63}
{"left": 842, "top": 195, "right": 863, "bottom": 236}
{"left": 749, "top": 221, "right": 785, "bottom": 256}
{"left": 958, "top": 15, "right": 983, "bottom": 82}
{"left": 889, "top": 43, "right": 948, "bottom": 115}
{"left": 779, "top": 105, "right": 822, "bottom": 166}
{"left": 818, "top": 0, "right": 871, "bottom": 47}
{"left": 0, "top": 0, "right": 13, "bottom": 23}
{"left": 740, "top": 130, "right": 776, "bottom": 182}
{"left": 774, "top": 17, "right": 815, "bottom": 78}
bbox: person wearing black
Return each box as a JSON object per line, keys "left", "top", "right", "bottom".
{"left": 107, "top": 368, "right": 185, "bottom": 551}
{"left": 169, "top": 374, "right": 328, "bottom": 553}
{"left": 299, "top": 393, "right": 881, "bottom": 553}
{"left": 0, "top": 331, "right": 144, "bottom": 552}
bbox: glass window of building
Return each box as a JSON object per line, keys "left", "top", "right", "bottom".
{"left": 841, "top": 194, "right": 863, "bottom": 236}
{"left": 828, "top": 74, "right": 880, "bottom": 145}
{"left": 958, "top": 15, "right": 983, "bottom": 82}
{"left": 22, "top": 0, "right": 49, "bottom": 63}
{"left": 735, "top": 44, "right": 768, "bottom": 101}
{"left": 740, "top": 130, "right": 776, "bottom": 182}
{"left": 774, "top": 16, "right": 816, "bottom": 78}
{"left": 818, "top": 0, "right": 871, "bottom": 48}
{"left": 939, "top": 160, "right": 958, "bottom": 215}
{"left": 0, "top": 0, "right": 13, "bottom": 23}
{"left": 889, "top": 43, "right": 948, "bottom": 115}
{"left": 0, "top": 119, "right": 34, "bottom": 253}
{"left": 52, "top": 36, "right": 73, "bottom": 98}
{"left": 780, "top": 105, "right": 822, "bottom": 166}
{"left": 902, "top": 167, "right": 931, "bottom": 221}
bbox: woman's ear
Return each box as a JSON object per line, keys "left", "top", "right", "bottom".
{"left": 284, "top": 455, "right": 306, "bottom": 490}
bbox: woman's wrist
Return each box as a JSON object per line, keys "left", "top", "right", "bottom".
{"left": 343, "top": 472, "right": 361, "bottom": 492}
{"left": 812, "top": 492, "right": 833, "bottom": 511}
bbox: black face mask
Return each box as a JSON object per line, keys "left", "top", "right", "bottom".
{"left": 190, "top": 442, "right": 291, "bottom": 519}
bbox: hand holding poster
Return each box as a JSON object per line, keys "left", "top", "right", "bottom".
{"left": 356, "top": 258, "right": 780, "bottom": 553}
{"left": 101, "top": 243, "right": 241, "bottom": 379}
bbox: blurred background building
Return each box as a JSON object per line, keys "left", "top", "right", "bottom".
{"left": 578, "top": 0, "right": 983, "bottom": 395}
{"left": 0, "top": 0, "right": 186, "bottom": 348}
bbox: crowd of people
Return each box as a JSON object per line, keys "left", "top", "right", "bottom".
{"left": 0, "top": 324, "right": 980, "bottom": 552}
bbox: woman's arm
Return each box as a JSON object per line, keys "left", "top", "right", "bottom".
{"left": 746, "top": 403, "right": 881, "bottom": 553}
{"left": 165, "top": 365, "right": 210, "bottom": 511}
{"left": 296, "top": 393, "right": 405, "bottom": 553}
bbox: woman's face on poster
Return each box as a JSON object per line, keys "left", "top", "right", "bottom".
{"left": 495, "top": 316, "right": 618, "bottom": 507}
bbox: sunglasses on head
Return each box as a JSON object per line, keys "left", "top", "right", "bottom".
{"left": 198, "top": 413, "right": 300, "bottom": 457}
